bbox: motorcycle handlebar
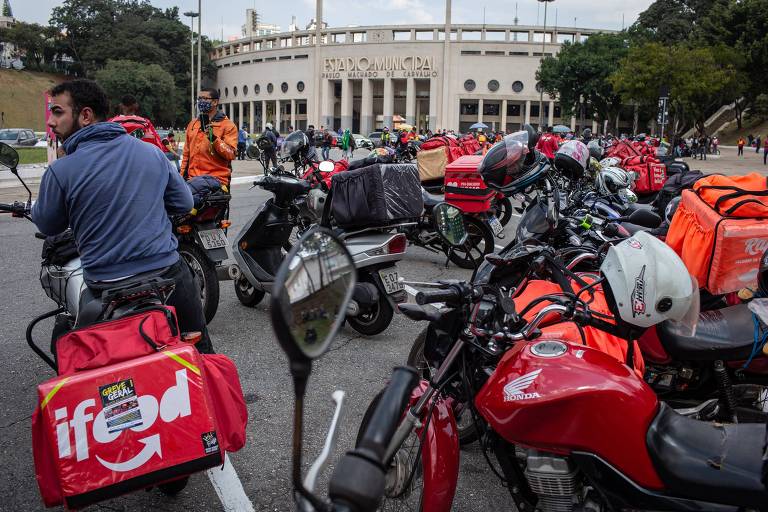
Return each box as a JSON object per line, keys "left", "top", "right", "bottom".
{"left": 355, "top": 366, "right": 418, "bottom": 463}
{"left": 415, "top": 288, "right": 461, "bottom": 305}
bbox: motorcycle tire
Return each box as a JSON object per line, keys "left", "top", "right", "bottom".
{"left": 178, "top": 242, "right": 219, "bottom": 324}
{"left": 447, "top": 215, "right": 495, "bottom": 270}
{"left": 356, "top": 389, "right": 425, "bottom": 511}
{"left": 234, "top": 276, "right": 265, "bottom": 307}
{"left": 492, "top": 197, "right": 514, "bottom": 227}
{"left": 346, "top": 276, "right": 394, "bottom": 336}
{"left": 407, "top": 327, "right": 479, "bottom": 446}
{"left": 158, "top": 476, "right": 189, "bottom": 496}
{"left": 245, "top": 145, "right": 260, "bottom": 160}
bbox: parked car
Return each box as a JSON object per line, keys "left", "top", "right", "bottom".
{"left": 0, "top": 128, "right": 38, "bottom": 147}
{"left": 368, "top": 131, "right": 383, "bottom": 147}
{"left": 353, "top": 134, "right": 374, "bottom": 151}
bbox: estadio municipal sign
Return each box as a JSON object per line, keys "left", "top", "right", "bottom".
{"left": 322, "top": 56, "right": 439, "bottom": 79}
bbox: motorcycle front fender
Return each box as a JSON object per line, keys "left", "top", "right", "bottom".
{"left": 410, "top": 380, "right": 460, "bottom": 512}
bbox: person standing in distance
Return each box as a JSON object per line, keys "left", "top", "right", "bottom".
{"left": 33, "top": 79, "right": 213, "bottom": 353}
{"left": 181, "top": 88, "right": 237, "bottom": 186}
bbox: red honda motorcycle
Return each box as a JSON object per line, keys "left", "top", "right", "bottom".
{"left": 361, "top": 238, "right": 768, "bottom": 511}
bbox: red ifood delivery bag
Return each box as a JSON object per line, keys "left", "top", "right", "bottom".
{"left": 32, "top": 344, "right": 227, "bottom": 509}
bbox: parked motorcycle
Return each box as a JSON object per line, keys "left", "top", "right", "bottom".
{"left": 171, "top": 185, "right": 231, "bottom": 324}
{"left": 0, "top": 142, "right": 195, "bottom": 498}
{"left": 370, "top": 225, "right": 768, "bottom": 511}
{"left": 268, "top": 226, "right": 421, "bottom": 512}
{"left": 229, "top": 168, "right": 408, "bottom": 335}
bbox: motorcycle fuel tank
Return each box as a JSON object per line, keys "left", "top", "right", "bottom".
{"left": 475, "top": 339, "right": 664, "bottom": 490}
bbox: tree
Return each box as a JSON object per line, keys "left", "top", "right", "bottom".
{"left": 94, "top": 59, "right": 177, "bottom": 126}
{"left": 0, "top": 21, "right": 58, "bottom": 70}
{"left": 609, "top": 42, "right": 745, "bottom": 136}
{"left": 50, "top": 0, "right": 217, "bottom": 125}
{"left": 633, "top": 0, "right": 719, "bottom": 45}
{"left": 537, "top": 33, "right": 629, "bottom": 132}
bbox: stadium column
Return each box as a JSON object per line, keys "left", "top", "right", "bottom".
{"left": 291, "top": 99, "right": 296, "bottom": 131}
{"left": 249, "top": 101, "right": 255, "bottom": 134}
{"left": 500, "top": 99, "right": 508, "bottom": 133}
{"left": 262, "top": 101, "right": 267, "bottom": 131}
{"left": 428, "top": 78, "right": 438, "bottom": 132}
{"left": 236, "top": 102, "right": 242, "bottom": 130}
{"left": 361, "top": 78, "right": 373, "bottom": 135}
{"left": 383, "top": 77, "right": 393, "bottom": 129}
{"left": 275, "top": 100, "right": 281, "bottom": 132}
{"left": 405, "top": 77, "right": 416, "bottom": 126}
{"left": 525, "top": 100, "right": 531, "bottom": 124}
{"left": 478, "top": 99, "right": 484, "bottom": 124}
{"left": 341, "top": 78, "right": 353, "bottom": 130}
{"left": 548, "top": 101, "right": 554, "bottom": 127}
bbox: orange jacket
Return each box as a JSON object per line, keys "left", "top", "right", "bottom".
{"left": 181, "top": 111, "right": 237, "bottom": 185}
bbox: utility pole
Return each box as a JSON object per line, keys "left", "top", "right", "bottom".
{"left": 197, "top": 0, "right": 202, "bottom": 95}
{"left": 537, "top": 0, "right": 555, "bottom": 129}
{"left": 184, "top": 10, "right": 199, "bottom": 121}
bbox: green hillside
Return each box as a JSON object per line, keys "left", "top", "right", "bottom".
{"left": 0, "top": 69, "right": 69, "bottom": 132}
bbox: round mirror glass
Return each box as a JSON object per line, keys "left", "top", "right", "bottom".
{"left": 272, "top": 228, "right": 356, "bottom": 360}
{"left": 0, "top": 142, "right": 19, "bottom": 169}
{"left": 318, "top": 160, "right": 334, "bottom": 173}
{"left": 433, "top": 203, "right": 468, "bottom": 247}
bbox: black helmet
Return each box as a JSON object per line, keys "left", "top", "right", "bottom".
{"left": 666, "top": 161, "right": 690, "bottom": 176}
{"left": 280, "top": 130, "right": 309, "bottom": 159}
{"left": 587, "top": 140, "right": 603, "bottom": 160}
{"left": 759, "top": 248, "right": 768, "bottom": 296}
{"left": 554, "top": 140, "right": 589, "bottom": 181}
{"left": 479, "top": 131, "right": 540, "bottom": 194}
{"left": 582, "top": 128, "right": 592, "bottom": 141}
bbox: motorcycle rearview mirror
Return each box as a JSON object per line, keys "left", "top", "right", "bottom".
{"left": 0, "top": 142, "right": 31, "bottom": 204}
{"left": 626, "top": 209, "right": 662, "bottom": 229}
{"left": 270, "top": 227, "right": 356, "bottom": 507}
{"left": 433, "top": 202, "right": 468, "bottom": 247}
{"left": 318, "top": 160, "right": 334, "bottom": 173}
{"left": 0, "top": 142, "right": 20, "bottom": 170}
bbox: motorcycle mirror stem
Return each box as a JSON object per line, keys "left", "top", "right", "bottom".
{"left": 288, "top": 360, "right": 330, "bottom": 512}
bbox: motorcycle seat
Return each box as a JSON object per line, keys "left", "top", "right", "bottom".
{"left": 421, "top": 189, "right": 444, "bottom": 208}
{"left": 647, "top": 403, "right": 768, "bottom": 508}
{"left": 657, "top": 304, "right": 758, "bottom": 362}
{"left": 626, "top": 202, "right": 654, "bottom": 212}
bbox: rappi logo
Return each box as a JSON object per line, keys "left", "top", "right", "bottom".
{"left": 745, "top": 238, "right": 768, "bottom": 256}
{"left": 53, "top": 369, "right": 191, "bottom": 472}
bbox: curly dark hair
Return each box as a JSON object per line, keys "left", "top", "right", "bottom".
{"left": 50, "top": 79, "right": 110, "bottom": 121}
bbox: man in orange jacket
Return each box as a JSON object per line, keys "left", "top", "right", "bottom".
{"left": 181, "top": 87, "right": 237, "bottom": 185}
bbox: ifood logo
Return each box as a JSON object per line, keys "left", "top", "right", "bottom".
{"left": 53, "top": 369, "right": 191, "bottom": 472}
{"left": 745, "top": 238, "right": 768, "bottom": 256}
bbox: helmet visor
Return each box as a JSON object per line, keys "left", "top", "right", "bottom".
{"left": 666, "top": 275, "right": 700, "bottom": 337}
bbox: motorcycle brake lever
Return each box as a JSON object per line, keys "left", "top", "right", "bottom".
{"left": 304, "top": 390, "right": 345, "bottom": 493}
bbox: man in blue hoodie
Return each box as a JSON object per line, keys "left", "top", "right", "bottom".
{"left": 33, "top": 79, "right": 213, "bottom": 353}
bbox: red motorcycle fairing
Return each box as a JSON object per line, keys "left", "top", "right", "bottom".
{"left": 475, "top": 340, "right": 665, "bottom": 490}
{"left": 409, "top": 380, "right": 460, "bottom": 512}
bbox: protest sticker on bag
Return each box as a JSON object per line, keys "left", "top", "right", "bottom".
{"left": 99, "top": 379, "right": 143, "bottom": 433}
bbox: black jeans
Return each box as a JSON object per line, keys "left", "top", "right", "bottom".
{"left": 237, "top": 142, "right": 246, "bottom": 160}
{"left": 86, "top": 259, "right": 214, "bottom": 354}
{"left": 265, "top": 149, "right": 278, "bottom": 168}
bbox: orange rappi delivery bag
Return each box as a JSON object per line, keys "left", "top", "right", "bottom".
{"left": 666, "top": 173, "right": 768, "bottom": 295}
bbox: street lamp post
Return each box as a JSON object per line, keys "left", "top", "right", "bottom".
{"left": 197, "top": 0, "right": 202, "bottom": 95}
{"left": 184, "top": 11, "right": 199, "bottom": 121}
{"left": 537, "top": 0, "right": 555, "bottom": 130}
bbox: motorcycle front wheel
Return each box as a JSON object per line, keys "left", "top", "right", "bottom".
{"left": 491, "top": 197, "right": 514, "bottom": 227}
{"left": 407, "top": 328, "right": 478, "bottom": 446}
{"left": 178, "top": 242, "right": 219, "bottom": 324}
{"left": 447, "top": 215, "right": 495, "bottom": 270}
{"left": 234, "top": 276, "right": 265, "bottom": 307}
{"left": 357, "top": 390, "right": 424, "bottom": 512}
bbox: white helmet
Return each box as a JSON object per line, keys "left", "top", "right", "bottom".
{"left": 601, "top": 231, "right": 699, "bottom": 333}
{"left": 266, "top": 122, "right": 273, "bottom": 130}
{"left": 618, "top": 188, "right": 638, "bottom": 204}
{"left": 600, "top": 157, "right": 621, "bottom": 168}
{"left": 595, "top": 166, "right": 632, "bottom": 196}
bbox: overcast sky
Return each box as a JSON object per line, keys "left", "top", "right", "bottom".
{"left": 13, "top": 0, "right": 654, "bottom": 40}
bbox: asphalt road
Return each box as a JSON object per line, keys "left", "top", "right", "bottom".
{"left": 0, "top": 181, "right": 518, "bottom": 511}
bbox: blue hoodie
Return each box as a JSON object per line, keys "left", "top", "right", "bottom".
{"left": 32, "top": 122, "right": 193, "bottom": 281}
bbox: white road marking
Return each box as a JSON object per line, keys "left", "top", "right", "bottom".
{"left": 495, "top": 245, "right": 506, "bottom": 251}
{"left": 207, "top": 454, "right": 255, "bottom": 512}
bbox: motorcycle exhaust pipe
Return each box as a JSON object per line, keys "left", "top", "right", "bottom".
{"left": 228, "top": 264, "right": 241, "bottom": 281}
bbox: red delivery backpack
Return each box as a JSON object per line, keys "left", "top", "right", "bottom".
{"left": 666, "top": 173, "right": 768, "bottom": 294}
{"left": 32, "top": 303, "right": 247, "bottom": 509}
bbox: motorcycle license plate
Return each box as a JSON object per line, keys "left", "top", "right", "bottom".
{"left": 378, "top": 268, "right": 404, "bottom": 295}
{"left": 198, "top": 229, "right": 228, "bottom": 250}
{"left": 489, "top": 216, "right": 504, "bottom": 236}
